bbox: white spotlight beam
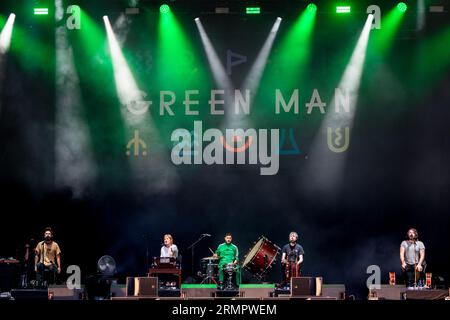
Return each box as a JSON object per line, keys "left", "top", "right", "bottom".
{"left": 195, "top": 18, "right": 234, "bottom": 94}
{"left": 333, "top": 14, "right": 374, "bottom": 125}
{"left": 243, "top": 17, "right": 282, "bottom": 95}
{"left": 104, "top": 15, "right": 144, "bottom": 125}
{"left": 302, "top": 15, "right": 374, "bottom": 195}
{"left": 196, "top": 17, "right": 245, "bottom": 128}
{"left": 55, "top": 22, "right": 96, "bottom": 197}
{"left": 417, "top": 0, "right": 426, "bottom": 31}
{"left": 104, "top": 16, "right": 177, "bottom": 193}
{"left": 0, "top": 13, "right": 16, "bottom": 54}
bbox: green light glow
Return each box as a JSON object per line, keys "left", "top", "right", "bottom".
{"left": 410, "top": 27, "right": 450, "bottom": 96}
{"left": 78, "top": 10, "right": 107, "bottom": 59}
{"left": 369, "top": 6, "right": 406, "bottom": 56}
{"left": 157, "top": 5, "right": 207, "bottom": 97}
{"left": 270, "top": 6, "right": 317, "bottom": 88}
{"left": 254, "top": 7, "right": 317, "bottom": 124}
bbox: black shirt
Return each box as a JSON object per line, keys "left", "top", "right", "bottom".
{"left": 282, "top": 243, "right": 304, "bottom": 263}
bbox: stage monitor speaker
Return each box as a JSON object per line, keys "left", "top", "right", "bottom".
{"left": 369, "top": 285, "right": 406, "bottom": 300}
{"left": 48, "top": 285, "right": 82, "bottom": 300}
{"left": 322, "top": 284, "right": 346, "bottom": 300}
{"left": 11, "top": 289, "right": 48, "bottom": 300}
{"left": 239, "top": 284, "right": 275, "bottom": 298}
{"left": 181, "top": 284, "right": 216, "bottom": 298}
{"left": 291, "top": 277, "right": 322, "bottom": 297}
{"left": 126, "top": 277, "right": 157, "bottom": 297}
{"left": 111, "top": 284, "right": 127, "bottom": 298}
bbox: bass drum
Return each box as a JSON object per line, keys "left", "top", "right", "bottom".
{"left": 241, "top": 236, "right": 280, "bottom": 277}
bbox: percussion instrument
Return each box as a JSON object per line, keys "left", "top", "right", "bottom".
{"left": 284, "top": 261, "right": 300, "bottom": 281}
{"left": 241, "top": 236, "right": 280, "bottom": 278}
{"left": 224, "top": 263, "right": 236, "bottom": 273}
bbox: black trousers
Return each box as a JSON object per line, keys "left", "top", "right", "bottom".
{"left": 403, "top": 264, "right": 425, "bottom": 287}
{"left": 36, "top": 262, "right": 57, "bottom": 284}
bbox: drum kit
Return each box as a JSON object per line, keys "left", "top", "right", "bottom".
{"left": 197, "top": 236, "right": 280, "bottom": 285}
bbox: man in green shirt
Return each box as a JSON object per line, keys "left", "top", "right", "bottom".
{"left": 213, "top": 233, "right": 241, "bottom": 288}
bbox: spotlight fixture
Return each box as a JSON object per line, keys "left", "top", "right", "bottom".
{"left": 246, "top": 7, "right": 261, "bottom": 15}
{"left": 160, "top": 4, "right": 170, "bottom": 14}
{"left": 34, "top": 8, "right": 49, "bottom": 15}
{"left": 336, "top": 6, "right": 351, "bottom": 14}
{"left": 397, "top": 2, "right": 407, "bottom": 13}
{"left": 307, "top": 3, "right": 317, "bottom": 13}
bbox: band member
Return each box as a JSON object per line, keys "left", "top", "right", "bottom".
{"left": 34, "top": 227, "right": 61, "bottom": 284}
{"left": 160, "top": 234, "right": 178, "bottom": 258}
{"left": 281, "top": 231, "right": 304, "bottom": 285}
{"left": 213, "top": 233, "right": 241, "bottom": 287}
{"left": 400, "top": 228, "right": 426, "bottom": 287}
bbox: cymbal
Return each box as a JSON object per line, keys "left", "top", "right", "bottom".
{"left": 201, "top": 256, "right": 218, "bottom": 260}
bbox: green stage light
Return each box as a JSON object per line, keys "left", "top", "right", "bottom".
{"left": 307, "top": 3, "right": 317, "bottom": 13}
{"left": 246, "top": 7, "right": 261, "bottom": 15}
{"left": 160, "top": 4, "right": 170, "bottom": 14}
{"left": 336, "top": 6, "right": 351, "bottom": 14}
{"left": 34, "top": 8, "right": 49, "bottom": 15}
{"left": 397, "top": 2, "right": 408, "bottom": 13}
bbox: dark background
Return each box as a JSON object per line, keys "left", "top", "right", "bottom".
{"left": 0, "top": 0, "right": 449, "bottom": 298}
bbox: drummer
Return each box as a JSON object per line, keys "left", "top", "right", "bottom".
{"left": 213, "top": 233, "right": 241, "bottom": 287}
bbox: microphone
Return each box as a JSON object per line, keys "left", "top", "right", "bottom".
{"left": 202, "top": 234, "right": 211, "bottom": 237}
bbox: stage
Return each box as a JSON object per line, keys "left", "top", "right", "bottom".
{"left": 0, "top": 0, "right": 449, "bottom": 311}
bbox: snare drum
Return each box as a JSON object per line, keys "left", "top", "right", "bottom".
{"left": 242, "top": 236, "right": 280, "bottom": 276}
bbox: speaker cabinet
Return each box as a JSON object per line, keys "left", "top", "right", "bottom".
{"left": 126, "top": 277, "right": 157, "bottom": 297}
{"left": 291, "top": 277, "right": 323, "bottom": 297}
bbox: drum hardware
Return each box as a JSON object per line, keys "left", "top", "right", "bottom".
{"left": 200, "top": 256, "right": 218, "bottom": 284}
{"left": 223, "top": 263, "right": 236, "bottom": 290}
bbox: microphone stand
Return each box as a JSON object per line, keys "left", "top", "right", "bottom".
{"left": 187, "top": 234, "right": 208, "bottom": 279}
{"left": 143, "top": 235, "right": 150, "bottom": 275}
{"left": 413, "top": 240, "right": 417, "bottom": 287}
